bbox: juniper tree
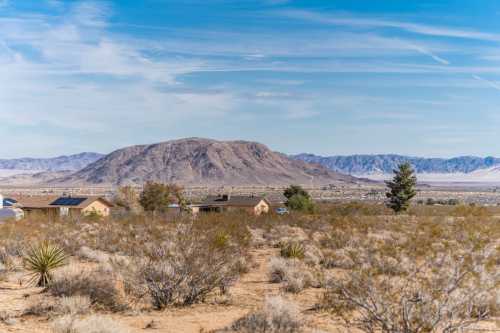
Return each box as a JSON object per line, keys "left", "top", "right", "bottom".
{"left": 385, "top": 162, "right": 417, "bottom": 213}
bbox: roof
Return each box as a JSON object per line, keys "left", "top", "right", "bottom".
{"left": 200, "top": 195, "right": 269, "bottom": 208}
{"left": 2, "top": 198, "right": 17, "bottom": 207}
{"left": 13, "top": 196, "right": 113, "bottom": 209}
{"left": 263, "top": 193, "right": 288, "bottom": 205}
{"left": 13, "top": 195, "right": 59, "bottom": 209}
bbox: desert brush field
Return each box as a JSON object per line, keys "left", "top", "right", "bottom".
{"left": 0, "top": 203, "right": 498, "bottom": 332}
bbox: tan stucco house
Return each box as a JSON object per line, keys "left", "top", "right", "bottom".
{"left": 14, "top": 195, "right": 113, "bottom": 218}
{"left": 193, "top": 195, "right": 270, "bottom": 215}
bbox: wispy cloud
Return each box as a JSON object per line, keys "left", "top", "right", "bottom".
{"left": 279, "top": 10, "right": 500, "bottom": 42}
{"left": 472, "top": 74, "right": 500, "bottom": 91}
{"left": 408, "top": 43, "right": 450, "bottom": 65}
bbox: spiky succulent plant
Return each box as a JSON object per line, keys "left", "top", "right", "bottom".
{"left": 24, "top": 241, "right": 67, "bottom": 287}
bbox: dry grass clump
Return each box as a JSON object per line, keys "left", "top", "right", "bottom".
{"left": 48, "top": 265, "right": 128, "bottom": 311}
{"left": 217, "top": 296, "right": 303, "bottom": 333}
{"left": 52, "top": 315, "right": 131, "bottom": 333}
{"left": 268, "top": 257, "right": 314, "bottom": 293}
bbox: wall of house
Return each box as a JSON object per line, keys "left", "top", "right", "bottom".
{"left": 82, "top": 200, "right": 111, "bottom": 217}
{"left": 254, "top": 200, "right": 270, "bottom": 215}
{"left": 25, "top": 207, "right": 60, "bottom": 220}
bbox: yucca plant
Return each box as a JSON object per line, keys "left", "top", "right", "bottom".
{"left": 279, "top": 242, "right": 305, "bottom": 260}
{"left": 24, "top": 241, "right": 67, "bottom": 287}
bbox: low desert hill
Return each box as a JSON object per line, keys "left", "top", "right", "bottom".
{"left": 54, "top": 138, "right": 360, "bottom": 186}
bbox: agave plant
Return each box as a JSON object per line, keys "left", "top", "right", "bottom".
{"left": 279, "top": 242, "right": 305, "bottom": 260}
{"left": 24, "top": 241, "right": 68, "bottom": 287}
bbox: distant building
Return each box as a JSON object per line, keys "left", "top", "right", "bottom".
{"left": 0, "top": 194, "right": 24, "bottom": 222}
{"left": 13, "top": 195, "right": 113, "bottom": 218}
{"left": 193, "top": 194, "right": 270, "bottom": 215}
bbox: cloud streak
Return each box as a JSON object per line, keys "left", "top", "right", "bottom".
{"left": 472, "top": 74, "right": 500, "bottom": 91}
{"left": 280, "top": 10, "right": 500, "bottom": 42}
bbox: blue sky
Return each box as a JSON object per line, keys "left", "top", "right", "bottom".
{"left": 2, "top": 0, "right": 500, "bottom": 158}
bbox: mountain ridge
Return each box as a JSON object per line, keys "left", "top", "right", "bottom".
{"left": 291, "top": 153, "right": 500, "bottom": 175}
{"left": 53, "top": 138, "right": 361, "bottom": 186}
{"left": 0, "top": 152, "right": 104, "bottom": 172}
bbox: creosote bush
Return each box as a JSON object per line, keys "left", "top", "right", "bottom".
{"left": 140, "top": 221, "right": 246, "bottom": 308}
{"left": 48, "top": 265, "right": 128, "bottom": 311}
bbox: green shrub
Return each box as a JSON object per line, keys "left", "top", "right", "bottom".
{"left": 286, "top": 194, "right": 315, "bottom": 213}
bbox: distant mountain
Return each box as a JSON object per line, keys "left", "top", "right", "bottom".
{"left": 55, "top": 138, "right": 361, "bottom": 186}
{"left": 0, "top": 153, "right": 104, "bottom": 172}
{"left": 0, "top": 170, "right": 72, "bottom": 186}
{"left": 291, "top": 154, "right": 500, "bottom": 181}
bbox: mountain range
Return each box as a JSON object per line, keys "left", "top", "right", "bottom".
{"left": 0, "top": 153, "right": 104, "bottom": 172}
{"left": 0, "top": 138, "right": 358, "bottom": 186}
{"left": 4, "top": 142, "right": 500, "bottom": 186}
{"left": 291, "top": 154, "right": 500, "bottom": 182}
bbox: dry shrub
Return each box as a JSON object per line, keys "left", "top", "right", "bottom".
{"left": 140, "top": 222, "right": 246, "bottom": 309}
{"left": 303, "top": 244, "right": 323, "bottom": 266}
{"left": 0, "top": 247, "right": 17, "bottom": 271}
{"left": 321, "top": 248, "right": 356, "bottom": 270}
{"left": 25, "top": 296, "right": 57, "bottom": 316}
{"left": 48, "top": 265, "right": 128, "bottom": 311}
{"left": 268, "top": 257, "right": 313, "bottom": 293}
{"left": 218, "top": 296, "right": 303, "bottom": 333}
{"left": 25, "top": 295, "right": 90, "bottom": 317}
{"left": 57, "top": 296, "right": 91, "bottom": 315}
{"left": 52, "top": 315, "right": 131, "bottom": 333}
{"left": 76, "top": 246, "right": 109, "bottom": 263}
{"left": 323, "top": 247, "right": 500, "bottom": 333}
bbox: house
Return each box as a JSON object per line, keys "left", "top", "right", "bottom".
{"left": 193, "top": 194, "right": 270, "bottom": 215}
{"left": 13, "top": 195, "right": 113, "bottom": 218}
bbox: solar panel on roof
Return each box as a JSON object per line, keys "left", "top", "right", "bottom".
{"left": 50, "top": 197, "right": 87, "bottom": 206}
{"left": 3, "top": 198, "right": 16, "bottom": 207}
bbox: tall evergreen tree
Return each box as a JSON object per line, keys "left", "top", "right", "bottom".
{"left": 385, "top": 162, "right": 417, "bottom": 213}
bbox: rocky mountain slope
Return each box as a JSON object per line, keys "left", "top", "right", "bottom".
{"left": 55, "top": 138, "right": 360, "bottom": 186}
{"left": 0, "top": 152, "right": 104, "bottom": 172}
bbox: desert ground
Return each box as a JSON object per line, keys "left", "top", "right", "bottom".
{"left": 0, "top": 201, "right": 498, "bottom": 333}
